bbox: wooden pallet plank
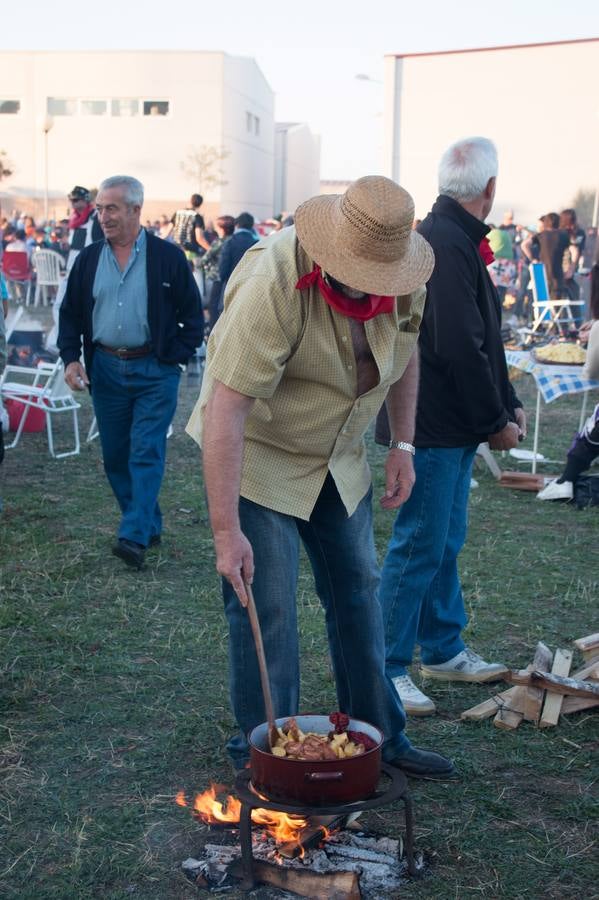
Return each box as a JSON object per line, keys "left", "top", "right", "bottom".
{"left": 539, "top": 649, "right": 573, "bottom": 728}
{"left": 493, "top": 695, "right": 525, "bottom": 730}
{"left": 561, "top": 696, "right": 599, "bottom": 714}
{"left": 523, "top": 643, "right": 553, "bottom": 723}
{"left": 493, "top": 643, "right": 550, "bottom": 731}
{"left": 508, "top": 671, "right": 599, "bottom": 698}
{"left": 573, "top": 633, "right": 599, "bottom": 653}
{"left": 461, "top": 686, "right": 523, "bottom": 721}
{"left": 571, "top": 655, "right": 599, "bottom": 678}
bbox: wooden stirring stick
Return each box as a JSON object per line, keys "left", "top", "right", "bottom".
{"left": 245, "top": 581, "right": 278, "bottom": 750}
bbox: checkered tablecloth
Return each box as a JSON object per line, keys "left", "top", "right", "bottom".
{"left": 505, "top": 350, "right": 599, "bottom": 403}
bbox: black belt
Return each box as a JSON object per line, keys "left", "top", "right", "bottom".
{"left": 97, "top": 344, "right": 152, "bottom": 360}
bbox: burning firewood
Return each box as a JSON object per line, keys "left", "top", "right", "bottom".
{"left": 229, "top": 856, "right": 361, "bottom": 899}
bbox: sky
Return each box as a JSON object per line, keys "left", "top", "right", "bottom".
{"left": 4, "top": 0, "right": 599, "bottom": 179}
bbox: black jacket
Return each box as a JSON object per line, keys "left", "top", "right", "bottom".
{"left": 58, "top": 231, "right": 204, "bottom": 381}
{"left": 218, "top": 230, "right": 258, "bottom": 285}
{"left": 377, "top": 195, "right": 521, "bottom": 448}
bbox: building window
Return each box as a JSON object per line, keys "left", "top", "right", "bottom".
{"left": 0, "top": 100, "right": 20, "bottom": 114}
{"left": 111, "top": 98, "right": 139, "bottom": 117}
{"left": 246, "top": 112, "right": 260, "bottom": 136}
{"left": 80, "top": 99, "right": 108, "bottom": 116}
{"left": 143, "top": 100, "right": 169, "bottom": 116}
{"left": 47, "top": 97, "right": 78, "bottom": 116}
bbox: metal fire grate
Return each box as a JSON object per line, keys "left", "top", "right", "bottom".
{"left": 233, "top": 762, "right": 416, "bottom": 890}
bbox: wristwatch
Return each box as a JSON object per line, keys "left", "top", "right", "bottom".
{"left": 389, "top": 440, "right": 415, "bottom": 455}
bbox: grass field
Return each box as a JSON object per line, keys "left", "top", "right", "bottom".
{"left": 0, "top": 368, "right": 597, "bottom": 899}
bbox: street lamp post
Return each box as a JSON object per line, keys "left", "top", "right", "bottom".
{"left": 41, "top": 114, "right": 54, "bottom": 222}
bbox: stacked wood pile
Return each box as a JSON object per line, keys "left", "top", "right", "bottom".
{"left": 461, "top": 633, "right": 599, "bottom": 730}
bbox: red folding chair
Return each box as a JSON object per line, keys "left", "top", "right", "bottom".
{"left": 1, "top": 251, "right": 33, "bottom": 304}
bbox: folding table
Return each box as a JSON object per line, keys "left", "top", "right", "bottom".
{"left": 505, "top": 349, "right": 599, "bottom": 472}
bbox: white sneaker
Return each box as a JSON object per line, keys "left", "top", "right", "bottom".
{"left": 537, "top": 479, "right": 573, "bottom": 501}
{"left": 392, "top": 674, "right": 436, "bottom": 716}
{"left": 420, "top": 648, "right": 508, "bottom": 683}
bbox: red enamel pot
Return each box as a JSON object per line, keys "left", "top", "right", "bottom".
{"left": 248, "top": 715, "right": 383, "bottom": 806}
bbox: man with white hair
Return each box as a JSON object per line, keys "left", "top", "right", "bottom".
{"left": 58, "top": 175, "right": 204, "bottom": 570}
{"left": 376, "top": 137, "right": 526, "bottom": 716}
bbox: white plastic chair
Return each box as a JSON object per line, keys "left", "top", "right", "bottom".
{"left": 0, "top": 359, "right": 81, "bottom": 458}
{"left": 475, "top": 442, "right": 502, "bottom": 479}
{"left": 32, "top": 249, "right": 64, "bottom": 306}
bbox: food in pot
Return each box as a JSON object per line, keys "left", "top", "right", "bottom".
{"left": 270, "top": 714, "right": 376, "bottom": 760}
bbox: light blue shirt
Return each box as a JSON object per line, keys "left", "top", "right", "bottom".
{"left": 92, "top": 228, "right": 150, "bottom": 348}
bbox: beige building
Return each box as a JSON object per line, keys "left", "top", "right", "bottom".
{"left": 274, "top": 123, "right": 321, "bottom": 216}
{"left": 0, "top": 49, "right": 277, "bottom": 222}
{"left": 384, "top": 38, "right": 599, "bottom": 225}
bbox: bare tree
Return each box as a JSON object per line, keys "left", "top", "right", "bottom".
{"left": 0, "top": 150, "right": 13, "bottom": 183}
{"left": 180, "top": 145, "right": 229, "bottom": 193}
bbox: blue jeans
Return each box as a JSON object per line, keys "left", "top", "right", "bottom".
{"left": 91, "top": 349, "right": 180, "bottom": 546}
{"left": 380, "top": 445, "right": 477, "bottom": 678}
{"left": 224, "top": 474, "right": 410, "bottom": 767}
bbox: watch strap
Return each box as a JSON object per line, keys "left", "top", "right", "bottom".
{"left": 389, "top": 440, "right": 415, "bottom": 455}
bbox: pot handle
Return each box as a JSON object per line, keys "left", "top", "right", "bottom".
{"left": 304, "top": 771, "right": 344, "bottom": 782}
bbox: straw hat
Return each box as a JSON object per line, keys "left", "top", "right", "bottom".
{"left": 295, "top": 176, "right": 434, "bottom": 296}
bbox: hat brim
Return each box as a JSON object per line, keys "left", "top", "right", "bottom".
{"left": 295, "top": 193, "right": 434, "bottom": 296}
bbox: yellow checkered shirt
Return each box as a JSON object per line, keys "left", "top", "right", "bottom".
{"left": 186, "top": 227, "right": 425, "bottom": 520}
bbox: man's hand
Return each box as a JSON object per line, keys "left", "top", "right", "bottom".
{"left": 380, "top": 448, "right": 416, "bottom": 510}
{"left": 213, "top": 527, "right": 255, "bottom": 606}
{"left": 488, "top": 421, "right": 520, "bottom": 450}
{"left": 578, "top": 320, "right": 592, "bottom": 346}
{"left": 65, "top": 361, "right": 89, "bottom": 391}
{"left": 514, "top": 407, "right": 527, "bottom": 440}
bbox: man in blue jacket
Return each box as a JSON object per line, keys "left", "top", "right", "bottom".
{"left": 58, "top": 175, "right": 203, "bottom": 570}
{"left": 218, "top": 212, "right": 258, "bottom": 304}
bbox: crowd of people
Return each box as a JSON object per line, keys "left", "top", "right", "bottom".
{"left": 0, "top": 137, "right": 598, "bottom": 780}
{"left": 3, "top": 194, "right": 595, "bottom": 342}
{"left": 0, "top": 192, "right": 294, "bottom": 332}
{"left": 485, "top": 208, "right": 596, "bottom": 326}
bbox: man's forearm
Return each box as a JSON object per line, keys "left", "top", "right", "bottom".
{"left": 195, "top": 228, "right": 211, "bottom": 252}
{"left": 202, "top": 381, "right": 254, "bottom": 535}
{"left": 385, "top": 347, "right": 419, "bottom": 443}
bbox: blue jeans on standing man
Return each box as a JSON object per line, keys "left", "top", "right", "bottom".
{"left": 223, "top": 474, "right": 411, "bottom": 768}
{"left": 91, "top": 348, "right": 180, "bottom": 547}
{"left": 380, "top": 445, "right": 478, "bottom": 678}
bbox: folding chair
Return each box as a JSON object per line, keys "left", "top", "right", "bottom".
{"left": 32, "top": 249, "right": 64, "bottom": 306}
{"left": 4, "top": 305, "right": 24, "bottom": 342}
{"left": 526, "top": 262, "right": 584, "bottom": 339}
{"left": 475, "top": 442, "right": 502, "bottom": 479}
{"left": 0, "top": 359, "right": 81, "bottom": 458}
{"left": 1, "top": 251, "right": 33, "bottom": 305}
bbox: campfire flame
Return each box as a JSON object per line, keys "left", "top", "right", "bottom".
{"left": 176, "top": 785, "right": 320, "bottom": 851}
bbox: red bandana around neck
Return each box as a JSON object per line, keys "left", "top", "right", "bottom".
{"left": 69, "top": 203, "right": 94, "bottom": 231}
{"left": 478, "top": 236, "right": 495, "bottom": 266}
{"left": 295, "top": 264, "right": 395, "bottom": 321}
